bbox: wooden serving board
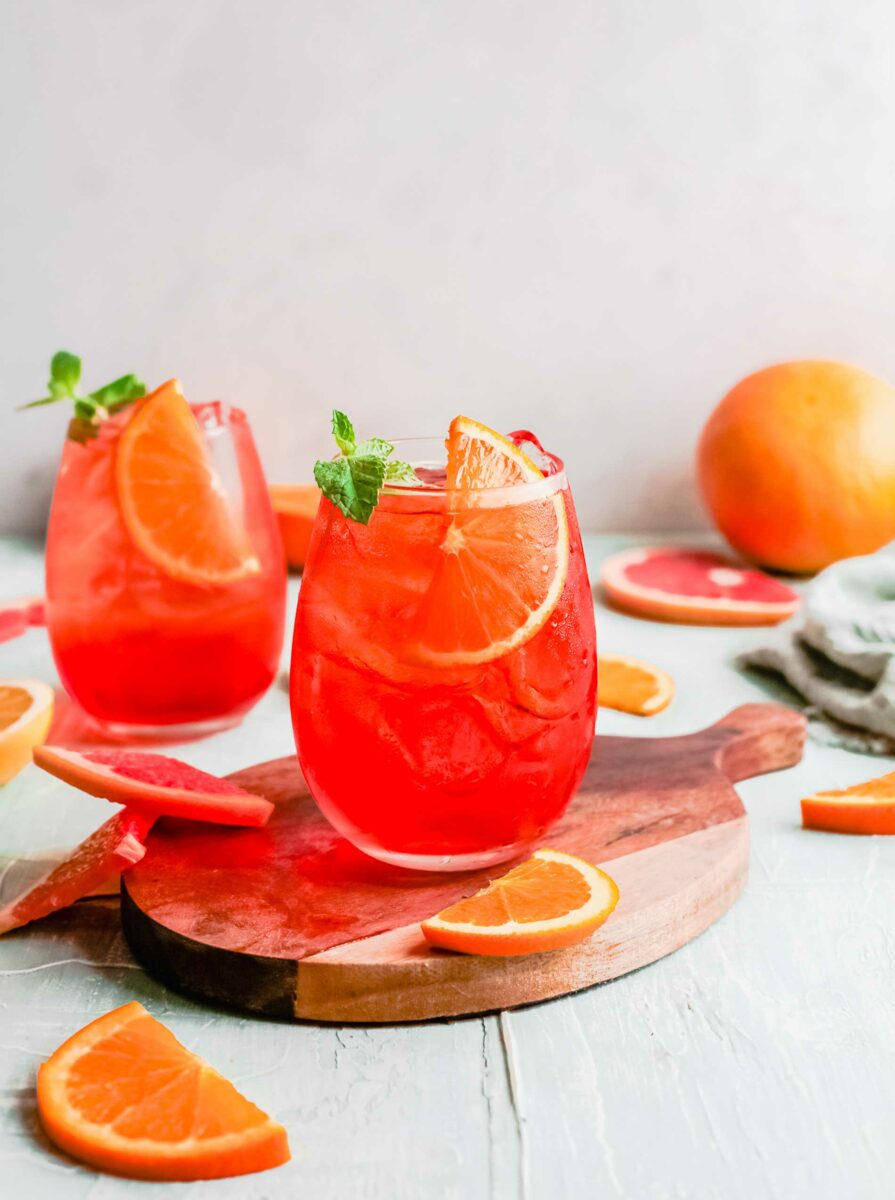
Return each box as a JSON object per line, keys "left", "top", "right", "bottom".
{"left": 121, "top": 703, "right": 805, "bottom": 1024}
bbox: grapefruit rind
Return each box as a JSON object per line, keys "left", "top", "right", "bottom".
{"left": 37, "top": 1001, "right": 291, "bottom": 1181}
{"left": 0, "top": 597, "right": 45, "bottom": 642}
{"left": 0, "top": 809, "right": 153, "bottom": 935}
{"left": 421, "top": 848, "right": 619, "bottom": 956}
{"left": 412, "top": 417, "right": 570, "bottom": 666}
{"left": 601, "top": 546, "right": 800, "bottom": 626}
{"left": 33, "top": 745, "right": 274, "bottom": 827}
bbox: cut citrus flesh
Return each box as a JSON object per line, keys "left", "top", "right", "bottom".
{"left": 37, "top": 1001, "right": 291, "bottom": 1180}
{"left": 412, "top": 416, "right": 569, "bottom": 665}
{"left": 601, "top": 546, "right": 800, "bottom": 626}
{"left": 0, "top": 809, "right": 153, "bottom": 934}
{"left": 116, "top": 380, "right": 260, "bottom": 586}
{"left": 269, "top": 483, "right": 320, "bottom": 569}
{"left": 33, "top": 746, "right": 274, "bottom": 827}
{"left": 598, "top": 655, "right": 674, "bottom": 715}
{"left": 0, "top": 679, "right": 54, "bottom": 785}
{"left": 421, "top": 848, "right": 619, "bottom": 956}
{"left": 802, "top": 771, "right": 895, "bottom": 835}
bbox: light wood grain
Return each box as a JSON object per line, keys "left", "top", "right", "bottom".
{"left": 3, "top": 535, "right": 893, "bottom": 1200}
{"left": 294, "top": 818, "right": 749, "bottom": 1021}
{"left": 121, "top": 704, "right": 804, "bottom": 1022}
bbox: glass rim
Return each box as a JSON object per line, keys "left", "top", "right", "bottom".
{"left": 370, "top": 435, "right": 569, "bottom": 502}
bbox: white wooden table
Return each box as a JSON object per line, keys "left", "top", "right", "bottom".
{"left": 1, "top": 534, "right": 892, "bottom": 1200}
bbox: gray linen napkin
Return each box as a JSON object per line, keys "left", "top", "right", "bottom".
{"left": 737, "top": 547, "right": 895, "bottom": 754}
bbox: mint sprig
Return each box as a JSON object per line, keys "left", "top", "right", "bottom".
{"left": 314, "top": 410, "right": 418, "bottom": 524}
{"left": 21, "top": 351, "right": 146, "bottom": 443}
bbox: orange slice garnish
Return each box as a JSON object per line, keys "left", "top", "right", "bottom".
{"left": 0, "top": 679, "right": 54, "bottom": 785}
{"left": 801, "top": 772, "right": 895, "bottom": 835}
{"left": 37, "top": 1001, "right": 291, "bottom": 1181}
{"left": 116, "top": 380, "right": 259, "bottom": 586}
{"left": 412, "top": 417, "right": 569, "bottom": 664}
{"left": 421, "top": 848, "right": 619, "bottom": 956}
{"left": 598, "top": 654, "right": 675, "bottom": 716}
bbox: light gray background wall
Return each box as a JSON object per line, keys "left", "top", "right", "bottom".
{"left": 2, "top": 0, "right": 894, "bottom": 535}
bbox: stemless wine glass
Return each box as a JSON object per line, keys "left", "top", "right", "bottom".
{"left": 290, "top": 434, "right": 597, "bottom": 871}
{"left": 46, "top": 387, "right": 286, "bottom": 737}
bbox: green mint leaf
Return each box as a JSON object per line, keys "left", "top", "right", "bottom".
{"left": 21, "top": 352, "right": 146, "bottom": 436}
{"left": 19, "top": 395, "right": 63, "bottom": 410}
{"left": 314, "top": 454, "right": 386, "bottom": 525}
{"left": 384, "top": 459, "right": 420, "bottom": 485}
{"left": 315, "top": 410, "right": 419, "bottom": 522}
{"left": 18, "top": 350, "right": 81, "bottom": 409}
{"left": 89, "top": 374, "right": 146, "bottom": 412}
{"left": 50, "top": 351, "right": 81, "bottom": 395}
{"left": 331, "top": 410, "right": 356, "bottom": 457}
{"left": 354, "top": 436, "right": 394, "bottom": 460}
{"left": 73, "top": 398, "right": 98, "bottom": 421}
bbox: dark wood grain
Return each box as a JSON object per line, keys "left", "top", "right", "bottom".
{"left": 121, "top": 703, "right": 805, "bottom": 1022}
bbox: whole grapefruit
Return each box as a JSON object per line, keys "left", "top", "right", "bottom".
{"left": 697, "top": 361, "right": 895, "bottom": 573}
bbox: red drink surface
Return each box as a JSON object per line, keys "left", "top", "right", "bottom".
{"left": 46, "top": 404, "right": 286, "bottom": 731}
{"left": 290, "top": 473, "right": 597, "bottom": 868}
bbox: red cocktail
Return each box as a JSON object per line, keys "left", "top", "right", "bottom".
{"left": 45, "top": 379, "right": 286, "bottom": 736}
{"left": 291, "top": 416, "right": 597, "bottom": 870}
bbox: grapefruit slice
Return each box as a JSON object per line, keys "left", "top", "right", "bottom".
{"left": 0, "top": 596, "right": 45, "bottom": 642}
{"left": 269, "top": 483, "right": 320, "bottom": 570}
{"left": 421, "top": 848, "right": 619, "bottom": 956}
{"left": 33, "top": 746, "right": 273, "bottom": 827}
{"left": 37, "top": 1001, "right": 291, "bottom": 1180}
{"left": 0, "top": 679, "right": 54, "bottom": 785}
{"left": 412, "top": 416, "right": 569, "bottom": 665}
{"left": 801, "top": 772, "right": 895, "bottom": 835}
{"left": 598, "top": 655, "right": 674, "bottom": 715}
{"left": 601, "top": 547, "right": 800, "bottom": 626}
{"left": 116, "top": 380, "right": 260, "bottom": 586}
{"left": 0, "top": 809, "right": 153, "bottom": 934}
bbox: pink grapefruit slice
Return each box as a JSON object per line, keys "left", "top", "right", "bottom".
{"left": 0, "top": 596, "right": 45, "bottom": 642}
{"left": 33, "top": 747, "right": 273, "bottom": 827}
{"left": 0, "top": 809, "right": 154, "bottom": 934}
{"left": 600, "top": 547, "right": 800, "bottom": 626}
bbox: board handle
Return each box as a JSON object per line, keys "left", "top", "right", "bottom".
{"left": 707, "top": 703, "right": 806, "bottom": 783}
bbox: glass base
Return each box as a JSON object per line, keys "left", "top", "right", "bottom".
{"left": 352, "top": 839, "right": 533, "bottom": 873}
{"left": 90, "top": 712, "right": 244, "bottom": 743}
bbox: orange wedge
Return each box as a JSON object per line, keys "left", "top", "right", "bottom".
{"left": 0, "top": 679, "right": 54, "bottom": 785}
{"left": 421, "top": 848, "right": 619, "bottom": 956}
{"left": 598, "top": 654, "right": 675, "bottom": 716}
{"left": 801, "top": 772, "right": 895, "bottom": 835}
{"left": 412, "top": 417, "right": 569, "bottom": 665}
{"left": 37, "top": 1002, "right": 291, "bottom": 1181}
{"left": 269, "top": 483, "right": 320, "bottom": 570}
{"left": 116, "top": 380, "right": 259, "bottom": 586}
